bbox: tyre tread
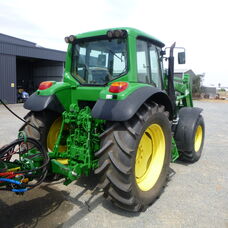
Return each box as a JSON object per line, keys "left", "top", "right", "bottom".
{"left": 96, "top": 102, "right": 171, "bottom": 212}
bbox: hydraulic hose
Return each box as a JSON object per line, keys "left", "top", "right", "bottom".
{"left": 0, "top": 97, "right": 49, "bottom": 193}
{"left": 0, "top": 137, "right": 49, "bottom": 192}
{"left": 0, "top": 178, "right": 21, "bottom": 185}
{"left": 0, "top": 98, "right": 39, "bottom": 132}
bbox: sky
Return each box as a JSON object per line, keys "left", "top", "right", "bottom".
{"left": 0, "top": 0, "right": 228, "bottom": 87}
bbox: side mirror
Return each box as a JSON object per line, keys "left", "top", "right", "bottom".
{"left": 178, "top": 52, "right": 186, "bottom": 64}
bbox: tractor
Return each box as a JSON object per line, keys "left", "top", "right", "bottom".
{"left": 0, "top": 28, "right": 205, "bottom": 212}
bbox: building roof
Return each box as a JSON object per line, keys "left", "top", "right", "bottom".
{"left": 175, "top": 69, "right": 196, "bottom": 75}
{"left": 0, "top": 33, "right": 66, "bottom": 62}
{"left": 0, "top": 33, "right": 37, "bottom": 47}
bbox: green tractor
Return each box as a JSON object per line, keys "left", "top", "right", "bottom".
{"left": 20, "top": 28, "right": 205, "bottom": 212}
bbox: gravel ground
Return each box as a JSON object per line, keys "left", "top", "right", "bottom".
{"left": 0, "top": 101, "right": 227, "bottom": 228}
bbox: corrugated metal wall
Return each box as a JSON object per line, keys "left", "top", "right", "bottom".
{"left": 32, "top": 61, "right": 64, "bottom": 89}
{"left": 16, "top": 58, "right": 64, "bottom": 95}
{"left": 0, "top": 54, "right": 16, "bottom": 103}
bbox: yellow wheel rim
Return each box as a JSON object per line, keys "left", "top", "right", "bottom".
{"left": 135, "top": 124, "right": 166, "bottom": 191}
{"left": 194, "top": 125, "right": 203, "bottom": 152}
{"left": 47, "top": 117, "right": 67, "bottom": 152}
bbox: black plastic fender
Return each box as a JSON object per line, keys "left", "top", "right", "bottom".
{"left": 92, "top": 86, "right": 173, "bottom": 121}
{"left": 24, "top": 93, "right": 65, "bottom": 113}
{"left": 174, "top": 107, "right": 203, "bottom": 151}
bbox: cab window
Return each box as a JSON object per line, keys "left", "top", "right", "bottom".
{"left": 149, "top": 45, "right": 162, "bottom": 88}
{"left": 136, "top": 39, "right": 162, "bottom": 89}
{"left": 136, "top": 40, "right": 150, "bottom": 83}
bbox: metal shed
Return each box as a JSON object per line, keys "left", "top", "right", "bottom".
{"left": 0, "top": 33, "right": 66, "bottom": 104}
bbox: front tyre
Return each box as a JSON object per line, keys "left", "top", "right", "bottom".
{"left": 95, "top": 102, "right": 171, "bottom": 212}
{"left": 179, "top": 115, "right": 205, "bottom": 163}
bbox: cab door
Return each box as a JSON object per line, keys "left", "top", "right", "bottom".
{"left": 136, "top": 39, "right": 163, "bottom": 89}
{"left": 148, "top": 44, "right": 163, "bottom": 89}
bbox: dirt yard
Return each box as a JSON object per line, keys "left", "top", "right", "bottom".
{"left": 0, "top": 101, "right": 227, "bottom": 228}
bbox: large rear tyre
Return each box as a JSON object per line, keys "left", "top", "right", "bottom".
{"left": 95, "top": 101, "right": 171, "bottom": 212}
{"left": 20, "top": 111, "right": 61, "bottom": 151}
{"left": 20, "top": 111, "right": 67, "bottom": 180}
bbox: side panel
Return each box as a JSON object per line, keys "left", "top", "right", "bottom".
{"left": 92, "top": 86, "right": 173, "bottom": 121}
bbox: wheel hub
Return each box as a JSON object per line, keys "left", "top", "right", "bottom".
{"left": 194, "top": 125, "right": 203, "bottom": 152}
{"left": 47, "top": 117, "right": 67, "bottom": 152}
{"left": 135, "top": 124, "right": 166, "bottom": 191}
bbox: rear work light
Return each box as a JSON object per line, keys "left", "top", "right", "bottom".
{"left": 38, "top": 81, "right": 53, "bottom": 90}
{"left": 106, "top": 29, "right": 128, "bottom": 39}
{"left": 109, "top": 82, "right": 128, "bottom": 93}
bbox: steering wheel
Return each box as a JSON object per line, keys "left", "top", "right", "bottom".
{"left": 90, "top": 67, "right": 112, "bottom": 80}
{"left": 77, "top": 64, "right": 89, "bottom": 82}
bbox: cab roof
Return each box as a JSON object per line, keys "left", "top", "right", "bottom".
{"left": 75, "top": 27, "right": 165, "bottom": 48}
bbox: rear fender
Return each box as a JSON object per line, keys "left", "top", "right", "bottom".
{"left": 24, "top": 93, "right": 65, "bottom": 114}
{"left": 92, "top": 86, "right": 173, "bottom": 121}
{"left": 24, "top": 82, "right": 71, "bottom": 113}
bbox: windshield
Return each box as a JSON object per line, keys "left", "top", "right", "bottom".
{"left": 71, "top": 38, "right": 128, "bottom": 85}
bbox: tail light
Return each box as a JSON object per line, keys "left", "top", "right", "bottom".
{"left": 109, "top": 82, "right": 128, "bottom": 93}
{"left": 38, "top": 81, "right": 53, "bottom": 90}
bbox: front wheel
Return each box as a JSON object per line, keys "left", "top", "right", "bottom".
{"left": 95, "top": 101, "right": 171, "bottom": 212}
{"left": 179, "top": 115, "right": 205, "bottom": 163}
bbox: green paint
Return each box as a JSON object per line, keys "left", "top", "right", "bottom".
{"left": 99, "top": 82, "right": 150, "bottom": 100}
{"left": 171, "top": 137, "right": 179, "bottom": 162}
{"left": 174, "top": 74, "right": 193, "bottom": 110}
{"left": 13, "top": 28, "right": 196, "bottom": 182}
{"left": 49, "top": 105, "right": 104, "bottom": 185}
{"left": 73, "top": 27, "right": 164, "bottom": 46}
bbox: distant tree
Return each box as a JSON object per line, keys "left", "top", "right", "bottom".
{"left": 192, "top": 74, "right": 204, "bottom": 94}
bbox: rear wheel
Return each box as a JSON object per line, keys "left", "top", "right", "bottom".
{"left": 20, "top": 111, "right": 66, "bottom": 180}
{"left": 95, "top": 101, "right": 171, "bottom": 212}
{"left": 20, "top": 111, "right": 62, "bottom": 151}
